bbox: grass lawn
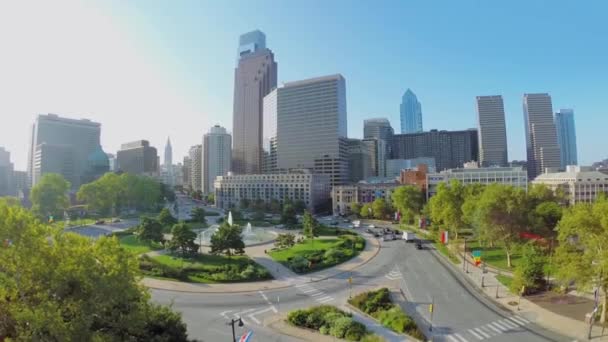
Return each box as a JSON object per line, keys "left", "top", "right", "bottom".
{"left": 140, "top": 253, "right": 272, "bottom": 283}
{"left": 435, "top": 241, "right": 461, "bottom": 264}
{"left": 496, "top": 274, "right": 513, "bottom": 288}
{"left": 467, "top": 241, "right": 521, "bottom": 270}
{"left": 119, "top": 234, "right": 163, "bottom": 254}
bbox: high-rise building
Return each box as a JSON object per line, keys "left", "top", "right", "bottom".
{"left": 202, "top": 125, "right": 232, "bottom": 194}
{"left": 116, "top": 140, "right": 158, "bottom": 176}
{"left": 12, "top": 170, "right": 28, "bottom": 198}
{"left": 106, "top": 153, "right": 117, "bottom": 172}
{"left": 476, "top": 95, "right": 508, "bottom": 167}
{"left": 0, "top": 147, "right": 15, "bottom": 196}
{"left": 270, "top": 74, "right": 349, "bottom": 186}
{"left": 523, "top": 93, "right": 561, "bottom": 179}
{"left": 346, "top": 139, "right": 375, "bottom": 183}
{"left": 391, "top": 129, "right": 479, "bottom": 171}
{"left": 164, "top": 137, "right": 172, "bottom": 167}
{"left": 232, "top": 30, "right": 277, "bottom": 174}
{"left": 28, "top": 114, "right": 103, "bottom": 189}
{"left": 182, "top": 156, "right": 191, "bottom": 190}
{"left": 554, "top": 109, "right": 578, "bottom": 168}
{"left": 400, "top": 89, "right": 423, "bottom": 134}
{"left": 262, "top": 88, "right": 278, "bottom": 173}
{"left": 188, "top": 144, "right": 202, "bottom": 192}
{"left": 364, "top": 118, "right": 393, "bottom": 172}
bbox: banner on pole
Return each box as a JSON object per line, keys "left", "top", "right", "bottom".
{"left": 239, "top": 331, "right": 253, "bottom": 342}
{"left": 440, "top": 231, "right": 448, "bottom": 244}
{"left": 472, "top": 250, "right": 482, "bottom": 266}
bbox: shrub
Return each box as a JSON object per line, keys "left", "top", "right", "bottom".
{"left": 240, "top": 265, "right": 256, "bottom": 279}
{"left": 319, "top": 325, "right": 330, "bottom": 335}
{"left": 361, "top": 335, "right": 386, "bottom": 342}
{"left": 323, "top": 311, "right": 344, "bottom": 326}
{"left": 345, "top": 321, "right": 367, "bottom": 341}
{"left": 324, "top": 249, "right": 346, "bottom": 264}
{"left": 510, "top": 244, "right": 546, "bottom": 295}
{"left": 329, "top": 316, "right": 353, "bottom": 338}
{"left": 289, "top": 256, "right": 309, "bottom": 272}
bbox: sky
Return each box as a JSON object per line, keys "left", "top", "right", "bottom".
{"left": 1, "top": 0, "right": 606, "bottom": 170}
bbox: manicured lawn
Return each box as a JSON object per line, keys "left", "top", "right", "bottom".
{"left": 139, "top": 253, "right": 272, "bottom": 283}
{"left": 435, "top": 241, "right": 461, "bottom": 264}
{"left": 270, "top": 238, "right": 340, "bottom": 261}
{"left": 119, "top": 234, "right": 163, "bottom": 254}
{"left": 496, "top": 274, "right": 513, "bottom": 288}
{"left": 467, "top": 240, "right": 521, "bottom": 270}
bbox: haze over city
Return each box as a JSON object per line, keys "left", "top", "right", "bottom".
{"left": 1, "top": 0, "right": 606, "bottom": 170}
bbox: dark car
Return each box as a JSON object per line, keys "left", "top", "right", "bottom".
{"left": 415, "top": 240, "right": 423, "bottom": 250}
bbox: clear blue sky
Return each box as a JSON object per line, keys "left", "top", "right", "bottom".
{"left": 1, "top": 0, "right": 606, "bottom": 168}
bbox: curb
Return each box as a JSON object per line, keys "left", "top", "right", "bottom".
{"left": 344, "top": 302, "right": 424, "bottom": 342}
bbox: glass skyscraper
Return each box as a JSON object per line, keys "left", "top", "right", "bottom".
{"left": 400, "top": 89, "right": 423, "bottom": 134}
{"left": 554, "top": 109, "right": 578, "bottom": 168}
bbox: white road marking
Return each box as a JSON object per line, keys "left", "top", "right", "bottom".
{"left": 220, "top": 310, "right": 233, "bottom": 319}
{"left": 248, "top": 315, "right": 261, "bottom": 324}
{"left": 467, "top": 328, "right": 484, "bottom": 340}
{"left": 295, "top": 283, "right": 309, "bottom": 288}
{"left": 508, "top": 316, "right": 527, "bottom": 326}
{"left": 473, "top": 327, "right": 491, "bottom": 339}
{"left": 513, "top": 316, "right": 530, "bottom": 324}
{"left": 317, "top": 296, "right": 334, "bottom": 303}
{"left": 310, "top": 291, "right": 325, "bottom": 297}
{"left": 500, "top": 319, "right": 518, "bottom": 329}
{"left": 491, "top": 321, "right": 509, "bottom": 331}
{"left": 300, "top": 288, "right": 318, "bottom": 293}
{"left": 485, "top": 323, "right": 502, "bottom": 334}
{"left": 453, "top": 333, "right": 468, "bottom": 342}
{"left": 447, "top": 334, "right": 460, "bottom": 342}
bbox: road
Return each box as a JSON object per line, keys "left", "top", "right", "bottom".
{"left": 150, "top": 218, "right": 570, "bottom": 342}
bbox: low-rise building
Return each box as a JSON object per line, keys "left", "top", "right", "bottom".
{"left": 331, "top": 179, "right": 400, "bottom": 216}
{"left": 214, "top": 169, "right": 330, "bottom": 213}
{"left": 533, "top": 165, "right": 608, "bottom": 204}
{"left": 399, "top": 164, "right": 430, "bottom": 193}
{"left": 116, "top": 140, "right": 158, "bottom": 177}
{"left": 427, "top": 165, "right": 528, "bottom": 200}
{"left": 387, "top": 157, "right": 436, "bottom": 178}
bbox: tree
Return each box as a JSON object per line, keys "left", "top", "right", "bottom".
{"left": 206, "top": 192, "right": 215, "bottom": 204}
{"left": 293, "top": 200, "right": 306, "bottom": 214}
{"left": 511, "top": 243, "right": 546, "bottom": 295}
{"left": 428, "top": 180, "right": 466, "bottom": 240}
{"left": 360, "top": 203, "right": 372, "bottom": 218}
{"left": 161, "top": 183, "right": 176, "bottom": 203}
{"left": 554, "top": 196, "right": 608, "bottom": 322}
{"left": 281, "top": 204, "right": 298, "bottom": 226}
{"left": 135, "top": 217, "right": 164, "bottom": 244}
{"left": 302, "top": 211, "right": 319, "bottom": 246}
{"left": 275, "top": 233, "right": 296, "bottom": 249}
{"left": 239, "top": 198, "right": 250, "bottom": 210}
{"left": 168, "top": 223, "right": 198, "bottom": 257}
{"left": 0, "top": 198, "right": 192, "bottom": 341}
{"left": 269, "top": 199, "right": 282, "bottom": 214}
{"left": 391, "top": 185, "right": 423, "bottom": 224}
{"left": 475, "top": 184, "right": 527, "bottom": 268}
{"left": 191, "top": 207, "right": 207, "bottom": 224}
{"left": 371, "top": 198, "right": 390, "bottom": 220}
{"left": 77, "top": 173, "right": 121, "bottom": 216}
{"left": 209, "top": 223, "right": 245, "bottom": 257}
{"left": 30, "top": 173, "right": 70, "bottom": 219}
{"left": 350, "top": 202, "right": 362, "bottom": 217}
{"left": 158, "top": 208, "right": 177, "bottom": 229}
{"left": 252, "top": 209, "right": 265, "bottom": 221}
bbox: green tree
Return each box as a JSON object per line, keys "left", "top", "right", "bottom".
{"left": 428, "top": 180, "right": 466, "bottom": 240}
{"left": 0, "top": 198, "right": 192, "bottom": 341}
{"left": 30, "top": 173, "right": 70, "bottom": 219}
{"left": 302, "top": 211, "right": 319, "bottom": 245}
{"left": 269, "top": 199, "right": 282, "bottom": 214}
{"left": 161, "top": 183, "right": 176, "bottom": 203}
{"left": 372, "top": 198, "right": 390, "bottom": 220}
{"left": 239, "top": 198, "right": 250, "bottom": 210}
{"left": 293, "top": 200, "right": 306, "bottom": 214}
{"left": 252, "top": 209, "right": 265, "bottom": 221}
{"left": 554, "top": 196, "right": 608, "bottom": 322}
{"left": 350, "top": 202, "right": 362, "bottom": 217}
{"left": 206, "top": 192, "right": 215, "bottom": 204}
{"left": 158, "top": 208, "right": 177, "bottom": 229}
{"left": 191, "top": 207, "right": 207, "bottom": 224}
{"left": 281, "top": 204, "right": 298, "bottom": 226}
{"left": 391, "top": 185, "right": 423, "bottom": 224}
{"left": 511, "top": 243, "right": 546, "bottom": 295}
{"left": 275, "top": 233, "right": 296, "bottom": 249}
{"left": 168, "top": 222, "right": 198, "bottom": 257}
{"left": 209, "top": 223, "right": 245, "bottom": 257}
{"left": 136, "top": 217, "right": 164, "bottom": 244}
{"left": 360, "top": 203, "right": 372, "bottom": 218}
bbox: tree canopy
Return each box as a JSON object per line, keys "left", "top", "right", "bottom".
{"left": 391, "top": 185, "right": 423, "bottom": 223}
{"left": 281, "top": 204, "right": 298, "bottom": 226}
{"left": 158, "top": 208, "right": 177, "bottom": 229}
{"left": 209, "top": 223, "right": 245, "bottom": 257}
{"left": 190, "top": 207, "right": 207, "bottom": 224}
{"left": 302, "top": 211, "right": 319, "bottom": 244}
{"left": 168, "top": 223, "right": 198, "bottom": 257}
{"left": 371, "top": 197, "right": 391, "bottom": 220}
{"left": 30, "top": 173, "right": 70, "bottom": 219}
{"left": 136, "top": 217, "right": 164, "bottom": 245}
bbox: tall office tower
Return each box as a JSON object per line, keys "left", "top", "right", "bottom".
{"left": 346, "top": 139, "right": 375, "bottom": 182}
{"left": 116, "top": 140, "right": 158, "bottom": 176}
{"left": 202, "top": 125, "right": 232, "bottom": 194}
{"left": 271, "top": 74, "right": 349, "bottom": 186}
{"left": 555, "top": 109, "right": 578, "bottom": 168}
{"left": 0, "top": 147, "right": 15, "bottom": 196}
{"left": 391, "top": 129, "right": 479, "bottom": 171}
{"left": 363, "top": 118, "right": 393, "bottom": 175}
{"left": 188, "top": 144, "right": 202, "bottom": 192}
{"left": 182, "top": 156, "right": 191, "bottom": 190}
{"left": 262, "top": 88, "right": 278, "bottom": 173}
{"left": 12, "top": 170, "right": 28, "bottom": 198}
{"left": 28, "top": 114, "right": 103, "bottom": 189}
{"left": 164, "top": 137, "right": 172, "bottom": 166}
{"left": 523, "top": 93, "right": 561, "bottom": 179}
{"left": 106, "top": 153, "right": 117, "bottom": 172}
{"left": 400, "top": 89, "right": 423, "bottom": 134}
{"left": 476, "top": 95, "right": 509, "bottom": 167}
{"left": 232, "top": 30, "right": 277, "bottom": 174}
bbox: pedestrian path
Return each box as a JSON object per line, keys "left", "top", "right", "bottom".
{"left": 295, "top": 282, "right": 335, "bottom": 304}
{"left": 441, "top": 315, "right": 530, "bottom": 341}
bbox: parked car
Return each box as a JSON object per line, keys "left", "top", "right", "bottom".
{"left": 403, "top": 232, "right": 416, "bottom": 242}
{"left": 415, "top": 240, "right": 423, "bottom": 250}
{"left": 111, "top": 218, "right": 121, "bottom": 223}
{"left": 330, "top": 221, "right": 339, "bottom": 226}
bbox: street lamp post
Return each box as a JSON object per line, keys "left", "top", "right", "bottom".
{"left": 227, "top": 317, "right": 243, "bottom": 342}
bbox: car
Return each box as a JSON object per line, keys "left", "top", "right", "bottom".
{"left": 95, "top": 220, "right": 105, "bottom": 225}
{"left": 368, "top": 225, "right": 375, "bottom": 229}
{"left": 415, "top": 241, "right": 423, "bottom": 250}
{"left": 111, "top": 218, "right": 121, "bottom": 223}
{"left": 343, "top": 219, "right": 350, "bottom": 223}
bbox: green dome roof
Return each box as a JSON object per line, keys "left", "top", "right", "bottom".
{"left": 87, "top": 145, "right": 109, "bottom": 167}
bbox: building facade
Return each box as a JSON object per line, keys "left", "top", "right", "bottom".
{"left": 202, "top": 125, "right": 232, "bottom": 194}
{"left": 400, "top": 89, "right": 423, "bottom": 134}
{"left": 391, "top": 129, "right": 479, "bottom": 172}
{"left": 476, "top": 95, "right": 508, "bottom": 167}
{"left": 28, "top": 114, "right": 103, "bottom": 189}
{"left": 523, "top": 93, "right": 561, "bottom": 179}
{"left": 533, "top": 166, "right": 608, "bottom": 205}
{"left": 188, "top": 145, "right": 202, "bottom": 192}
{"left": 214, "top": 170, "right": 330, "bottom": 213}
{"left": 0, "top": 147, "right": 14, "bottom": 196}
{"left": 271, "top": 74, "right": 349, "bottom": 186}
{"left": 554, "top": 109, "right": 578, "bottom": 168}
{"left": 364, "top": 118, "right": 394, "bottom": 144}
{"left": 426, "top": 165, "right": 528, "bottom": 199}
{"left": 116, "top": 140, "right": 158, "bottom": 177}
{"left": 331, "top": 180, "right": 401, "bottom": 216}
{"left": 386, "top": 157, "right": 436, "bottom": 178}
{"left": 399, "top": 164, "right": 430, "bottom": 193}
{"left": 232, "top": 30, "right": 277, "bottom": 174}
{"left": 182, "top": 156, "right": 191, "bottom": 190}
{"left": 346, "top": 139, "right": 375, "bottom": 183}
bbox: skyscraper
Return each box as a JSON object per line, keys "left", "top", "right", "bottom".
{"left": 523, "top": 93, "right": 561, "bottom": 179}
{"left": 363, "top": 118, "right": 393, "bottom": 176}
{"left": 232, "top": 30, "right": 277, "bottom": 174}
{"left": 116, "top": 140, "right": 158, "bottom": 176}
{"left": 0, "top": 147, "right": 15, "bottom": 196}
{"left": 476, "top": 95, "right": 508, "bottom": 167}
{"left": 202, "top": 125, "right": 232, "bottom": 194}
{"left": 28, "top": 114, "right": 103, "bottom": 189}
{"left": 164, "top": 137, "right": 172, "bottom": 166}
{"left": 189, "top": 144, "right": 202, "bottom": 192}
{"left": 270, "top": 74, "right": 349, "bottom": 186}
{"left": 555, "top": 109, "right": 578, "bottom": 168}
{"left": 400, "top": 89, "right": 423, "bottom": 134}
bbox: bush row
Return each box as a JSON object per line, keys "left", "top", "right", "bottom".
{"left": 286, "top": 305, "right": 376, "bottom": 341}
{"left": 285, "top": 235, "right": 365, "bottom": 273}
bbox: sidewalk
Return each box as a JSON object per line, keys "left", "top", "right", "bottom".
{"left": 142, "top": 232, "right": 381, "bottom": 293}
{"left": 435, "top": 245, "right": 608, "bottom": 341}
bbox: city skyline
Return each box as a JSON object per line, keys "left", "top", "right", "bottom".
{"left": 1, "top": 1, "right": 607, "bottom": 170}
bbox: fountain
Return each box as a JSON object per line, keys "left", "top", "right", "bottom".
{"left": 197, "top": 221, "right": 276, "bottom": 246}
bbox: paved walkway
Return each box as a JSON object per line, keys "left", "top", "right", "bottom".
{"left": 142, "top": 231, "right": 381, "bottom": 293}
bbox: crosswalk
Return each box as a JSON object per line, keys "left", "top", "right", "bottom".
{"left": 295, "top": 282, "right": 335, "bottom": 304}
{"left": 442, "top": 316, "right": 531, "bottom": 341}
{"left": 385, "top": 265, "right": 403, "bottom": 280}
